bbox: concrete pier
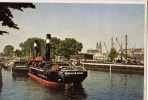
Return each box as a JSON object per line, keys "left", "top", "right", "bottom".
{"left": 82, "top": 62, "right": 144, "bottom": 74}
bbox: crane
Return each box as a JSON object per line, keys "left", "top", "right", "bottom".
{"left": 115, "top": 36, "right": 124, "bottom": 62}
{"left": 115, "top": 37, "right": 122, "bottom": 52}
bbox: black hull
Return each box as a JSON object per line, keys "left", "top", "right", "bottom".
{"left": 29, "top": 67, "right": 87, "bottom": 84}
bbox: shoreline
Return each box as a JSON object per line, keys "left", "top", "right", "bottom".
{"left": 82, "top": 62, "right": 144, "bottom": 74}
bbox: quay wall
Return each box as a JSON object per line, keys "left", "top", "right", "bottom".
{"left": 82, "top": 63, "right": 144, "bottom": 74}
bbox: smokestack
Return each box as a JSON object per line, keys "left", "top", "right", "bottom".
{"left": 45, "top": 34, "right": 51, "bottom": 61}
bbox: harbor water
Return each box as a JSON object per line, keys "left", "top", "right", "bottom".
{"left": 0, "top": 69, "right": 143, "bottom": 100}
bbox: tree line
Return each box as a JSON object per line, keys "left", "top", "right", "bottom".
{"left": 2, "top": 39, "right": 119, "bottom": 62}
{"left": 2, "top": 37, "right": 83, "bottom": 59}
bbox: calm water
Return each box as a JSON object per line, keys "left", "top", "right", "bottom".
{"left": 0, "top": 69, "right": 143, "bottom": 100}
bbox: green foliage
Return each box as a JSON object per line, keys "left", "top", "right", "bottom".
{"left": 58, "top": 38, "right": 83, "bottom": 59}
{"left": 3, "top": 45, "right": 14, "bottom": 57}
{"left": 50, "top": 37, "right": 61, "bottom": 58}
{"left": 15, "top": 49, "right": 22, "bottom": 57}
{"left": 0, "top": 3, "right": 35, "bottom": 35}
{"left": 108, "top": 47, "right": 118, "bottom": 62}
{"left": 19, "top": 38, "right": 45, "bottom": 57}
{"left": 19, "top": 37, "right": 83, "bottom": 59}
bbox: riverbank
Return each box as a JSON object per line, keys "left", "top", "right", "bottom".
{"left": 82, "top": 63, "right": 144, "bottom": 74}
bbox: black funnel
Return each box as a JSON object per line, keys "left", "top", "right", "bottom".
{"left": 45, "top": 34, "right": 51, "bottom": 61}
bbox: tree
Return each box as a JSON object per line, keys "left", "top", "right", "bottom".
{"left": 0, "top": 3, "right": 35, "bottom": 35}
{"left": 58, "top": 38, "right": 83, "bottom": 59}
{"left": 108, "top": 47, "right": 118, "bottom": 62}
{"left": 19, "top": 38, "right": 45, "bottom": 57}
{"left": 19, "top": 37, "right": 83, "bottom": 59}
{"left": 50, "top": 37, "right": 61, "bottom": 58}
{"left": 3, "top": 45, "right": 14, "bottom": 57}
{"left": 15, "top": 49, "right": 22, "bottom": 57}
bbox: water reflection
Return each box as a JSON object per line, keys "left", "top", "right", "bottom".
{"left": 64, "top": 84, "right": 87, "bottom": 100}
{"left": 0, "top": 69, "right": 2, "bottom": 93}
{"left": 0, "top": 70, "right": 143, "bottom": 100}
{"left": 11, "top": 71, "right": 87, "bottom": 100}
{"left": 45, "top": 83, "right": 87, "bottom": 100}
{"left": 12, "top": 74, "right": 28, "bottom": 81}
{"left": 83, "top": 70, "right": 143, "bottom": 100}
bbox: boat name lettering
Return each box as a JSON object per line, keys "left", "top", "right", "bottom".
{"left": 65, "top": 72, "right": 83, "bottom": 75}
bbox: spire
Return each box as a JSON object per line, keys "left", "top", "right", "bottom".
{"left": 96, "top": 42, "right": 102, "bottom": 54}
{"left": 96, "top": 42, "right": 99, "bottom": 50}
{"left": 99, "top": 42, "right": 102, "bottom": 53}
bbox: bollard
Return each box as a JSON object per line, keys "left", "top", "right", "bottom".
{"left": 109, "top": 64, "right": 112, "bottom": 80}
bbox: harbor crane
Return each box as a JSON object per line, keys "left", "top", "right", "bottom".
{"left": 115, "top": 34, "right": 128, "bottom": 63}
{"left": 115, "top": 36, "right": 124, "bottom": 63}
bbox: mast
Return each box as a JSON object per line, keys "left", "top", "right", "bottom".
{"left": 120, "top": 35, "right": 123, "bottom": 62}
{"left": 111, "top": 37, "right": 114, "bottom": 49}
{"left": 125, "top": 34, "right": 128, "bottom": 60}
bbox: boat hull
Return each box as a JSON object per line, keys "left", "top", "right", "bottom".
{"left": 28, "top": 73, "right": 59, "bottom": 86}
{"left": 29, "top": 67, "right": 87, "bottom": 85}
{"left": 63, "top": 71, "right": 87, "bottom": 84}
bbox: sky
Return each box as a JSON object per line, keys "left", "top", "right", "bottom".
{"left": 0, "top": 3, "right": 144, "bottom": 52}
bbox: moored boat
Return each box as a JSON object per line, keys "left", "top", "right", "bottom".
{"left": 28, "top": 58, "right": 87, "bottom": 85}
{"left": 28, "top": 34, "right": 87, "bottom": 86}
{"left": 12, "top": 60, "right": 29, "bottom": 76}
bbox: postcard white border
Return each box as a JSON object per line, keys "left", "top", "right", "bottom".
{"left": 0, "top": 0, "right": 147, "bottom": 100}
{"left": 144, "top": 1, "right": 147, "bottom": 100}
{"left": 0, "top": 0, "right": 145, "bottom": 4}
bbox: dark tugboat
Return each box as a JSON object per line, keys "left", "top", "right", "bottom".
{"left": 28, "top": 34, "right": 87, "bottom": 86}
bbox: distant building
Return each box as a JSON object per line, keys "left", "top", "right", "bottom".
{"left": 125, "top": 48, "right": 144, "bottom": 57}
{"left": 124, "top": 48, "right": 144, "bottom": 64}
{"left": 87, "top": 49, "right": 99, "bottom": 54}
{"left": 87, "top": 42, "right": 107, "bottom": 61}
{"left": 70, "top": 53, "right": 93, "bottom": 60}
{"left": 93, "top": 53, "right": 107, "bottom": 61}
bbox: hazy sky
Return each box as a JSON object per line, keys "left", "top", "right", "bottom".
{"left": 0, "top": 3, "right": 144, "bottom": 52}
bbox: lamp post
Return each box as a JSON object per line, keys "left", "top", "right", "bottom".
{"left": 45, "top": 34, "right": 51, "bottom": 62}
{"left": 33, "top": 41, "right": 38, "bottom": 57}
{"left": 34, "top": 42, "right": 37, "bottom": 48}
